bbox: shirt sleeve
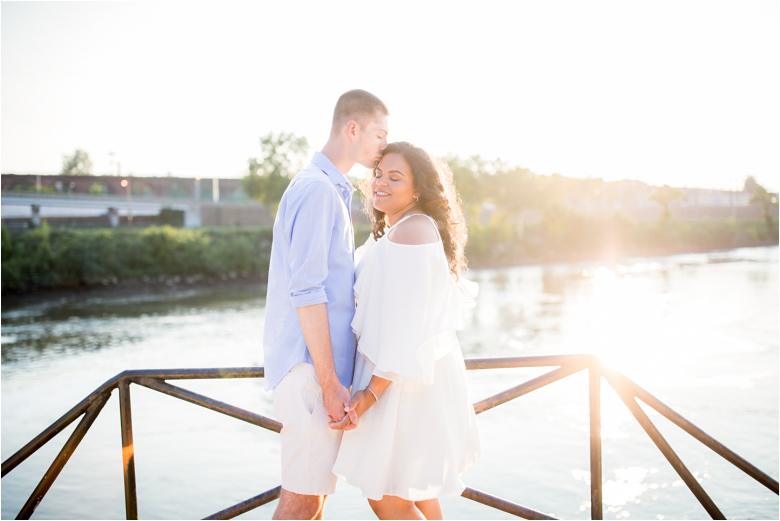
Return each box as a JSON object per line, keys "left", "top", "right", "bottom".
{"left": 285, "top": 180, "right": 338, "bottom": 308}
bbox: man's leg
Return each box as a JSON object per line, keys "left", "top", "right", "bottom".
{"left": 273, "top": 489, "right": 326, "bottom": 520}
{"left": 273, "top": 364, "right": 343, "bottom": 519}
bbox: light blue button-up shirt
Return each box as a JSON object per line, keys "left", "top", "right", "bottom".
{"left": 263, "top": 152, "right": 357, "bottom": 390}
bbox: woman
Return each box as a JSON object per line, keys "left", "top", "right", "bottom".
{"left": 330, "top": 142, "right": 481, "bottom": 519}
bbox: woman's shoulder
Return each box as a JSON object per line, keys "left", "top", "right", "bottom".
{"left": 387, "top": 214, "right": 439, "bottom": 245}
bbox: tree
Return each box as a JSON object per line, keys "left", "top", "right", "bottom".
{"left": 649, "top": 184, "right": 685, "bottom": 221}
{"left": 242, "top": 132, "right": 309, "bottom": 210}
{"left": 446, "top": 154, "right": 511, "bottom": 205}
{"left": 492, "top": 167, "right": 540, "bottom": 213}
{"left": 61, "top": 149, "right": 93, "bottom": 176}
{"left": 743, "top": 175, "right": 761, "bottom": 195}
{"left": 447, "top": 155, "right": 486, "bottom": 206}
{"left": 750, "top": 183, "right": 779, "bottom": 234}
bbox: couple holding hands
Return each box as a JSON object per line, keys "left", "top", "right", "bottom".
{"left": 263, "top": 89, "right": 480, "bottom": 520}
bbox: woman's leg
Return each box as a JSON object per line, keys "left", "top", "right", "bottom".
{"left": 368, "top": 496, "right": 425, "bottom": 520}
{"left": 415, "top": 499, "right": 442, "bottom": 520}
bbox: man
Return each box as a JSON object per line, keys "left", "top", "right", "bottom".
{"left": 263, "top": 89, "right": 389, "bottom": 520}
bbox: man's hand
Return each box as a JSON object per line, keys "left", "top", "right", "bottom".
{"left": 321, "top": 378, "right": 351, "bottom": 424}
{"left": 328, "top": 389, "right": 376, "bottom": 430}
{"left": 328, "top": 407, "right": 358, "bottom": 431}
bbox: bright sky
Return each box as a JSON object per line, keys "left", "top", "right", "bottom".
{"left": 1, "top": 1, "right": 778, "bottom": 191}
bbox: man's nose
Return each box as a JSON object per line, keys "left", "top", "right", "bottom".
{"left": 379, "top": 139, "right": 388, "bottom": 151}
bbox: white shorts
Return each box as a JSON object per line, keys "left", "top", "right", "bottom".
{"left": 273, "top": 362, "right": 343, "bottom": 496}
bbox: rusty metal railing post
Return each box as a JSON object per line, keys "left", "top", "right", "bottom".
{"left": 2, "top": 375, "right": 120, "bottom": 477}
{"left": 608, "top": 370, "right": 779, "bottom": 495}
{"left": 473, "top": 363, "right": 588, "bottom": 415}
{"left": 119, "top": 379, "right": 138, "bottom": 520}
{"left": 461, "top": 487, "right": 558, "bottom": 520}
{"left": 604, "top": 373, "right": 726, "bottom": 520}
{"left": 135, "top": 378, "right": 282, "bottom": 432}
{"left": 589, "top": 366, "right": 603, "bottom": 520}
{"left": 203, "top": 486, "right": 282, "bottom": 520}
{"left": 16, "top": 391, "right": 112, "bottom": 520}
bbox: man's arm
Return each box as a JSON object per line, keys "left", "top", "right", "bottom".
{"left": 297, "top": 303, "right": 352, "bottom": 423}
{"left": 285, "top": 181, "right": 353, "bottom": 423}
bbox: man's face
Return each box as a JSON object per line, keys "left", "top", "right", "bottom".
{"left": 353, "top": 113, "right": 389, "bottom": 169}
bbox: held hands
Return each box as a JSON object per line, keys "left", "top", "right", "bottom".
{"left": 322, "top": 379, "right": 354, "bottom": 426}
{"left": 328, "top": 389, "right": 376, "bottom": 431}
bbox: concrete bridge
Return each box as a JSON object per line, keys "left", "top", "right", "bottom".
{"left": 0, "top": 192, "right": 273, "bottom": 228}
{"left": 1, "top": 173, "right": 242, "bottom": 200}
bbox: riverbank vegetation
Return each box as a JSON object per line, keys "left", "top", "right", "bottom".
{"left": 2, "top": 215, "right": 776, "bottom": 293}
{"left": 465, "top": 210, "right": 776, "bottom": 267}
{"left": 1, "top": 224, "right": 273, "bottom": 292}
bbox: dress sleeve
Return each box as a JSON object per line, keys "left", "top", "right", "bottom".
{"left": 351, "top": 241, "right": 465, "bottom": 385}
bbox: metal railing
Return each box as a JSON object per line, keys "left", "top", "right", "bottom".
{"left": 2, "top": 355, "right": 777, "bottom": 520}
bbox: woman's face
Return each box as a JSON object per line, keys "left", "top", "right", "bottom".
{"left": 371, "top": 153, "right": 416, "bottom": 216}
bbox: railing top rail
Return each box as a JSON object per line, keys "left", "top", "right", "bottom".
{"left": 465, "top": 354, "right": 599, "bottom": 370}
{"left": 112, "top": 356, "right": 599, "bottom": 382}
{"left": 118, "top": 367, "right": 265, "bottom": 381}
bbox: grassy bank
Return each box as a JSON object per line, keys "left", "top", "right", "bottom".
{"left": 2, "top": 216, "right": 777, "bottom": 293}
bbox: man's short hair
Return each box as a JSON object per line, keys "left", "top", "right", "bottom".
{"left": 331, "top": 89, "right": 388, "bottom": 135}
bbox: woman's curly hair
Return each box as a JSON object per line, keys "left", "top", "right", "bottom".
{"left": 361, "top": 141, "right": 468, "bottom": 276}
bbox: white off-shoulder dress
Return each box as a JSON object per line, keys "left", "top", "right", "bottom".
{"left": 331, "top": 214, "right": 481, "bottom": 501}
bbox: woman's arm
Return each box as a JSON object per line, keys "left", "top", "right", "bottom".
{"left": 353, "top": 374, "right": 391, "bottom": 416}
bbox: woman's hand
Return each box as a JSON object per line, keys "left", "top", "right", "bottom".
{"left": 328, "top": 376, "right": 389, "bottom": 430}
{"left": 328, "top": 389, "right": 376, "bottom": 430}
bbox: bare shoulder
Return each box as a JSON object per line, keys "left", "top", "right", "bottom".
{"left": 388, "top": 215, "right": 439, "bottom": 245}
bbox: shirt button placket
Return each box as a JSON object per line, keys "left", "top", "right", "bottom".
{"left": 342, "top": 187, "right": 355, "bottom": 258}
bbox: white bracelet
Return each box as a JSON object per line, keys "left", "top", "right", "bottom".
{"left": 366, "top": 386, "right": 378, "bottom": 402}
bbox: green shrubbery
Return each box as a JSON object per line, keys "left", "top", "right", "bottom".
{"left": 2, "top": 215, "right": 776, "bottom": 293}
{"left": 1, "top": 224, "right": 274, "bottom": 292}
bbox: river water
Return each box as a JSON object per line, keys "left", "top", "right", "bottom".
{"left": 2, "top": 246, "right": 778, "bottom": 519}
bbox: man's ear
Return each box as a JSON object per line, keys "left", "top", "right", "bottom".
{"left": 346, "top": 120, "right": 358, "bottom": 140}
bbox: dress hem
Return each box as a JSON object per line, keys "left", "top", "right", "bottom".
{"left": 332, "top": 471, "right": 468, "bottom": 502}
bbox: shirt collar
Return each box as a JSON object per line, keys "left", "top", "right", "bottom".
{"left": 312, "top": 151, "right": 355, "bottom": 193}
